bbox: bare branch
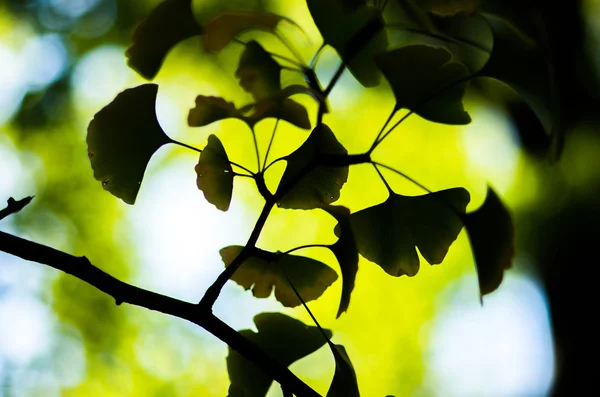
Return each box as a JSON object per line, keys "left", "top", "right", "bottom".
{"left": 0, "top": 196, "right": 34, "bottom": 222}
{"left": 0, "top": 230, "right": 321, "bottom": 397}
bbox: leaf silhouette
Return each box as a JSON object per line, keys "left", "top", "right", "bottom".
{"left": 234, "top": 41, "right": 311, "bottom": 129}
{"left": 187, "top": 96, "right": 238, "bottom": 127}
{"left": 203, "top": 11, "right": 301, "bottom": 53}
{"left": 125, "top": 0, "right": 203, "bottom": 79}
{"left": 477, "top": 14, "right": 558, "bottom": 142}
{"left": 323, "top": 205, "right": 359, "bottom": 318}
{"left": 195, "top": 135, "right": 234, "bottom": 211}
{"left": 236, "top": 40, "right": 282, "bottom": 101}
{"left": 277, "top": 124, "right": 349, "bottom": 210}
{"left": 87, "top": 84, "right": 171, "bottom": 204}
{"left": 376, "top": 45, "right": 471, "bottom": 124}
{"left": 220, "top": 246, "right": 338, "bottom": 307}
{"left": 307, "top": 0, "right": 388, "bottom": 87}
{"left": 327, "top": 344, "right": 360, "bottom": 397}
{"left": 248, "top": 97, "right": 311, "bottom": 130}
{"left": 187, "top": 93, "right": 311, "bottom": 130}
{"left": 227, "top": 312, "right": 332, "bottom": 397}
{"left": 346, "top": 188, "right": 470, "bottom": 277}
{"left": 385, "top": 3, "right": 492, "bottom": 73}
{"left": 463, "top": 186, "right": 514, "bottom": 298}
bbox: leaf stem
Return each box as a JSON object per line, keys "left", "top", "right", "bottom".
{"left": 370, "top": 105, "right": 398, "bottom": 152}
{"left": 171, "top": 139, "right": 202, "bottom": 153}
{"left": 310, "top": 41, "right": 326, "bottom": 69}
{"left": 324, "top": 61, "right": 346, "bottom": 97}
{"left": 251, "top": 127, "right": 261, "bottom": 172}
{"left": 264, "top": 156, "right": 288, "bottom": 173}
{"left": 372, "top": 163, "right": 393, "bottom": 194}
{"left": 172, "top": 138, "right": 255, "bottom": 176}
{"left": 263, "top": 119, "right": 280, "bottom": 170}
{"left": 371, "top": 74, "right": 474, "bottom": 151}
{"left": 282, "top": 272, "right": 330, "bottom": 342}
{"left": 282, "top": 244, "right": 330, "bottom": 255}
{"left": 372, "top": 161, "right": 433, "bottom": 194}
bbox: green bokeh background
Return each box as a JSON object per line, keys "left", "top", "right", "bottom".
{"left": 2, "top": 0, "right": 599, "bottom": 396}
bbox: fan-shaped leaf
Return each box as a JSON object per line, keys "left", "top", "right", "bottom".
{"left": 125, "top": 0, "right": 203, "bottom": 79}
{"left": 195, "top": 135, "right": 234, "bottom": 211}
{"left": 227, "top": 312, "right": 332, "bottom": 397}
{"left": 203, "top": 11, "right": 301, "bottom": 53}
{"left": 249, "top": 97, "right": 312, "bottom": 130}
{"left": 231, "top": 41, "right": 312, "bottom": 129}
{"left": 220, "top": 246, "right": 338, "bottom": 307}
{"left": 87, "top": 84, "right": 171, "bottom": 204}
{"left": 236, "top": 40, "right": 281, "bottom": 101}
{"left": 477, "top": 14, "right": 558, "bottom": 143}
{"left": 277, "top": 124, "right": 349, "bottom": 209}
{"left": 385, "top": 3, "right": 492, "bottom": 73}
{"left": 327, "top": 344, "right": 360, "bottom": 397}
{"left": 463, "top": 186, "right": 514, "bottom": 299}
{"left": 307, "top": 0, "right": 388, "bottom": 87}
{"left": 376, "top": 45, "right": 471, "bottom": 124}
{"left": 323, "top": 205, "right": 359, "bottom": 318}
{"left": 347, "top": 188, "right": 470, "bottom": 277}
{"left": 187, "top": 96, "right": 238, "bottom": 127}
{"left": 187, "top": 94, "right": 311, "bottom": 130}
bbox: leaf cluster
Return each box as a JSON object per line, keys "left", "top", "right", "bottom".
{"left": 85, "top": 0, "right": 558, "bottom": 395}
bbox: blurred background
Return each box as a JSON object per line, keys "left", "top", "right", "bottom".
{"left": 0, "top": 0, "right": 598, "bottom": 396}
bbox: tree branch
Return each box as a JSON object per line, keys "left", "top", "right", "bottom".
{"left": 0, "top": 196, "right": 34, "bottom": 222}
{"left": 0, "top": 230, "right": 321, "bottom": 397}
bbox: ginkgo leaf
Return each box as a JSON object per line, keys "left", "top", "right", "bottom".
{"left": 323, "top": 205, "right": 359, "bottom": 318}
{"left": 277, "top": 124, "right": 349, "bottom": 210}
{"left": 227, "top": 312, "right": 331, "bottom": 397}
{"left": 195, "top": 135, "right": 234, "bottom": 211}
{"left": 463, "top": 186, "right": 514, "bottom": 299}
{"left": 307, "top": 0, "right": 388, "bottom": 87}
{"left": 125, "top": 0, "right": 203, "bottom": 79}
{"left": 347, "top": 188, "right": 470, "bottom": 277}
{"left": 327, "top": 344, "right": 360, "bottom": 397}
{"left": 187, "top": 94, "right": 311, "bottom": 130}
{"left": 376, "top": 45, "right": 471, "bottom": 124}
{"left": 87, "top": 84, "right": 171, "bottom": 204}
{"left": 477, "top": 14, "right": 558, "bottom": 142}
{"left": 249, "top": 98, "right": 312, "bottom": 130}
{"left": 187, "top": 96, "right": 238, "bottom": 127}
{"left": 220, "top": 246, "right": 338, "bottom": 307}
{"left": 384, "top": 2, "right": 492, "bottom": 73}
{"left": 203, "top": 11, "right": 302, "bottom": 53}
{"left": 236, "top": 40, "right": 281, "bottom": 101}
